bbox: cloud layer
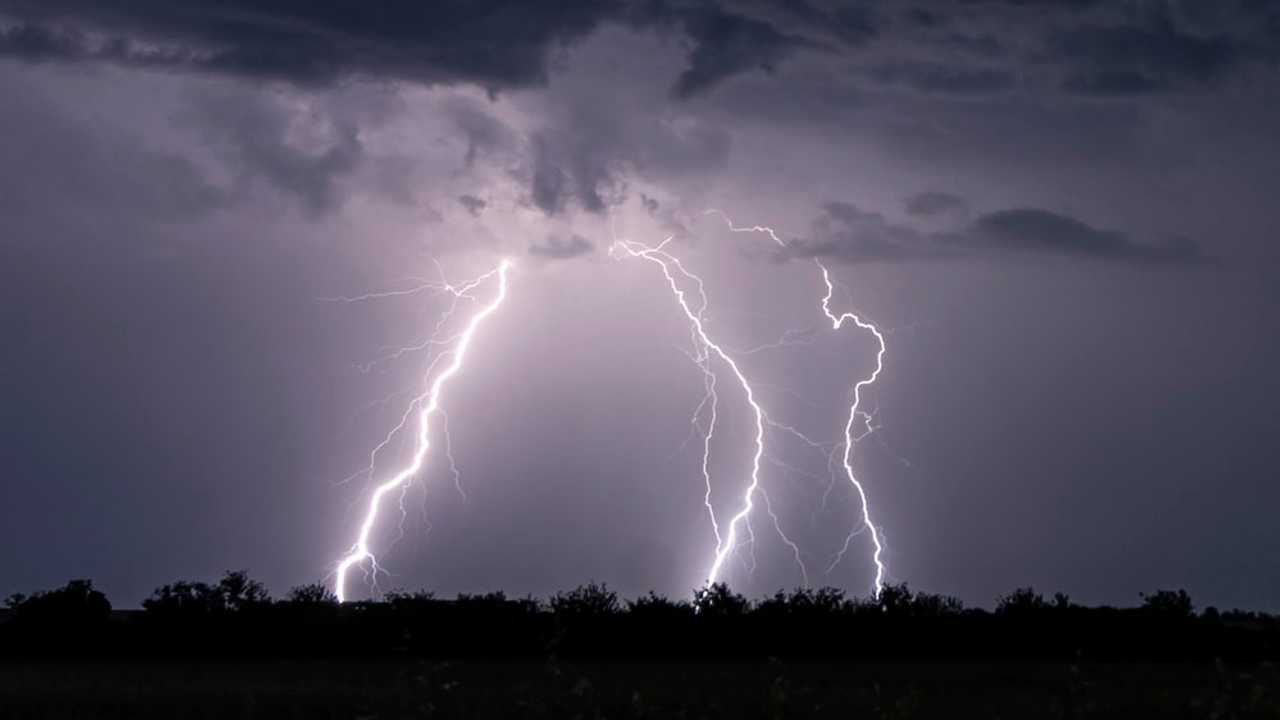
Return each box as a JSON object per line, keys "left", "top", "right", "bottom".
{"left": 778, "top": 200, "right": 1204, "bottom": 265}
{"left": 5, "top": 0, "right": 1275, "bottom": 101}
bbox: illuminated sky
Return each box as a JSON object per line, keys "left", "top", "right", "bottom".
{"left": 2, "top": 0, "right": 1278, "bottom": 609}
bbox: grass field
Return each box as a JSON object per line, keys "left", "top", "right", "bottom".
{"left": 3, "top": 658, "right": 1278, "bottom": 719}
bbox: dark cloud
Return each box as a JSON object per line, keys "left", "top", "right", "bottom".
{"left": 0, "top": 22, "right": 87, "bottom": 62}
{"left": 904, "top": 191, "right": 969, "bottom": 218}
{"left": 893, "top": 0, "right": 1273, "bottom": 99}
{"left": 939, "top": 32, "right": 1007, "bottom": 58}
{"left": 965, "top": 208, "right": 1204, "bottom": 262}
{"left": 3, "top": 0, "right": 1275, "bottom": 107}
{"left": 458, "top": 194, "right": 487, "bottom": 216}
{"left": 0, "top": 0, "right": 615, "bottom": 91}
{"left": 529, "top": 135, "right": 571, "bottom": 215}
{"left": 903, "top": 7, "right": 945, "bottom": 29}
{"left": 960, "top": 0, "right": 1104, "bottom": 7}
{"left": 520, "top": 122, "right": 622, "bottom": 217}
{"left": 1048, "top": 6, "right": 1246, "bottom": 96}
{"left": 778, "top": 201, "right": 940, "bottom": 263}
{"left": 780, "top": 202, "right": 1203, "bottom": 265}
{"left": 657, "top": 2, "right": 877, "bottom": 99}
{"left": 668, "top": 7, "right": 816, "bottom": 100}
{"left": 445, "top": 98, "right": 520, "bottom": 167}
{"left": 178, "top": 89, "right": 362, "bottom": 215}
{"left": 522, "top": 114, "right": 727, "bottom": 213}
{"left": 528, "top": 234, "right": 594, "bottom": 260}
{"left": 769, "top": 0, "right": 878, "bottom": 45}
{"left": 1060, "top": 69, "right": 1161, "bottom": 96}
{"left": 0, "top": 0, "right": 860, "bottom": 101}
{"left": 870, "top": 61, "right": 1015, "bottom": 96}
{"left": 512, "top": 32, "right": 733, "bottom": 218}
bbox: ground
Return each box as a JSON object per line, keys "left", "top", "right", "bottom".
{"left": 3, "top": 658, "right": 1279, "bottom": 718}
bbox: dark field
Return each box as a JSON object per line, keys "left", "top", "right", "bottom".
{"left": 3, "top": 658, "right": 1280, "bottom": 719}
{"left": 6, "top": 578, "right": 1280, "bottom": 717}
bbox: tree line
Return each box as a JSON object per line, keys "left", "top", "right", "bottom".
{"left": 3, "top": 573, "right": 1277, "bottom": 661}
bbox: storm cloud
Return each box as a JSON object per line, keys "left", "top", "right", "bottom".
{"left": 528, "top": 234, "right": 595, "bottom": 260}
{"left": 778, "top": 201, "right": 1203, "bottom": 265}
{"left": 904, "top": 191, "right": 969, "bottom": 218}
{"left": 0, "top": 0, "right": 870, "bottom": 99}
{"left": 8, "top": 1, "right": 1271, "bottom": 106}
{"left": 965, "top": 208, "right": 1203, "bottom": 262}
{"left": 0, "top": 0, "right": 614, "bottom": 90}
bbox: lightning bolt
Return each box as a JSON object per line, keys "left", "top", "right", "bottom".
{"left": 332, "top": 259, "right": 512, "bottom": 603}
{"left": 708, "top": 210, "right": 887, "bottom": 597}
{"left": 610, "top": 235, "right": 809, "bottom": 589}
{"left": 327, "top": 208, "right": 886, "bottom": 600}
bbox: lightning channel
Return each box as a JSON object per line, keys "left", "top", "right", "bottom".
{"left": 611, "top": 236, "right": 808, "bottom": 588}
{"left": 332, "top": 260, "right": 511, "bottom": 603}
{"left": 707, "top": 210, "right": 888, "bottom": 598}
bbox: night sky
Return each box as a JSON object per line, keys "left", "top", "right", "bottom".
{"left": 2, "top": 0, "right": 1278, "bottom": 609}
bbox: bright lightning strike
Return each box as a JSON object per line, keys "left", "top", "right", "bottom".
{"left": 610, "top": 235, "right": 808, "bottom": 589}
{"left": 708, "top": 210, "right": 888, "bottom": 597}
{"left": 332, "top": 260, "right": 512, "bottom": 603}
{"left": 329, "top": 209, "right": 886, "bottom": 601}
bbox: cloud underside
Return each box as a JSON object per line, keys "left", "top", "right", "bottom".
{"left": 529, "top": 234, "right": 595, "bottom": 260}
{"left": 0, "top": 0, "right": 1254, "bottom": 255}
{"left": 781, "top": 202, "right": 1202, "bottom": 265}
{"left": 1, "top": 0, "right": 1272, "bottom": 100}
{"left": 0, "top": 1, "right": 612, "bottom": 90}
{"left": 0, "top": 0, "right": 843, "bottom": 99}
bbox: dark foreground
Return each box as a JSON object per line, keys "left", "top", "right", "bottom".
{"left": 3, "top": 658, "right": 1280, "bottom": 719}
{"left": 6, "top": 577, "right": 1280, "bottom": 717}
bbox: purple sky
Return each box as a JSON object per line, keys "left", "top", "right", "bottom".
{"left": 2, "top": 0, "right": 1279, "bottom": 609}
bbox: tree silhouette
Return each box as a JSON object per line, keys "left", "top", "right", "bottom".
{"left": 551, "top": 582, "right": 619, "bottom": 617}
{"left": 218, "top": 570, "right": 271, "bottom": 611}
{"left": 4, "top": 574, "right": 1272, "bottom": 663}
{"left": 694, "top": 583, "right": 748, "bottom": 616}
{"left": 383, "top": 588, "right": 436, "bottom": 609}
{"left": 626, "top": 591, "right": 694, "bottom": 619}
{"left": 1140, "top": 589, "right": 1194, "bottom": 619}
{"left": 756, "top": 588, "right": 857, "bottom": 619}
{"left": 996, "top": 587, "right": 1049, "bottom": 616}
{"left": 909, "top": 590, "right": 965, "bottom": 617}
{"left": 143, "top": 571, "right": 269, "bottom": 616}
{"left": 143, "top": 580, "right": 221, "bottom": 616}
{"left": 875, "top": 582, "right": 914, "bottom": 616}
{"left": 286, "top": 583, "right": 338, "bottom": 604}
{"left": 6, "top": 579, "right": 110, "bottom": 626}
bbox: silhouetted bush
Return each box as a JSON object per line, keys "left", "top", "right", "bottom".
{"left": 5, "top": 579, "right": 110, "bottom": 627}
{"left": 875, "top": 582, "right": 915, "bottom": 616}
{"left": 143, "top": 570, "right": 270, "bottom": 618}
{"left": 551, "top": 582, "right": 620, "bottom": 618}
{"left": 285, "top": 582, "right": 338, "bottom": 604}
{"left": 1, "top": 579, "right": 112, "bottom": 656}
{"left": 1141, "top": 589, "right": 1195, "bottom": 619}
{"left": 383, "top": 588, "right": 436, "bottom": 609}
{"left": 141, "top": 580, "right": 220, "bottom": 617}
{"left": 694, "top": 582, "right": 749, "bottom": 617}
{"left": 908, "top": 590, "right": 965, "bottom": 617}
{"left": 626, "top": 591, "right": 694, "bottom": 619}
{"left": 3, "top": 576, "right": 1278, "bottom": 662}
{"left": 996, "top": 587, "right": 1050, "bottom": 616}
{"left": 217, "top": 570, "right": 271, "bottom": 611}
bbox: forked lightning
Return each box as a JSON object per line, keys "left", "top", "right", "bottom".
{"left": 616, "top": 212, "right": 889, "bottom": 597}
